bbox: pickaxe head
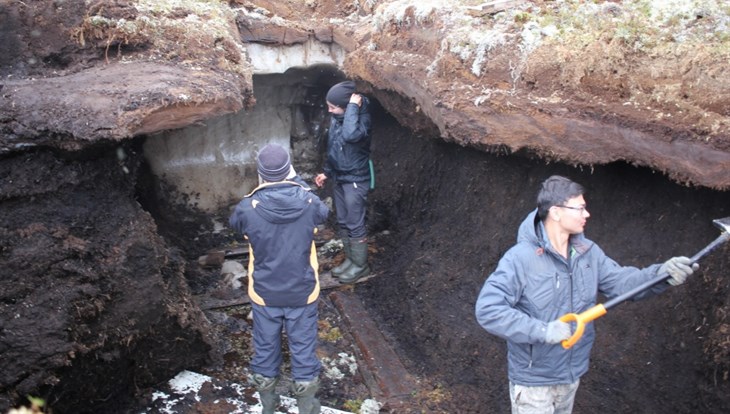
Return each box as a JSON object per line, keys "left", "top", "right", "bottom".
{"left": 688, "top": 217, "right": 730, "bottom": 263}
{"left": 713, "top": 217, "right": 730, "bottom": 234}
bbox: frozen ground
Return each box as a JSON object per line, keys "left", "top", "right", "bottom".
{"left": 142, "top": 370, "right": 362, "bottom": 414}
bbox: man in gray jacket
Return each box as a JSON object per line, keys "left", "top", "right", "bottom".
{"left": 475, "top": 175, "right": 698, "bottom": 414}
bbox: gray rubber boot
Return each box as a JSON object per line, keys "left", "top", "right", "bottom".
{"left": 292, "top": 378, "right": 321, "bottom": 414}
{"left": 331, "top": 234, "right": 352, "bottom": 278}
{"left": 339, "top": 238, "right": 370, "bottom": 284}
{"left": 250, "top": 373, "right": 280, "bottom": 414}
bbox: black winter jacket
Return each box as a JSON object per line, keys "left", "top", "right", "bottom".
{"left": 324, "top": 97, "right": 372, "bottom": 183}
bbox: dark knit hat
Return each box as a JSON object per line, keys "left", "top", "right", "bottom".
{"left": 256, "top": 143, "right": 291, "bottom": 182}
{"left": 326, "top": 81, "right": 356, "bottom": 109}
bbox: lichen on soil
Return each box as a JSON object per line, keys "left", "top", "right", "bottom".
{"left": 2, "top": 1, "right": 730, "bottom": 413}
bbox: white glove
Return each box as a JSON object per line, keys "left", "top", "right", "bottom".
{"left": 659, "top": 256, "right": 699, "bottom": 286}
{"left": 545, "top": 320, "right": 572, "bottom": 344}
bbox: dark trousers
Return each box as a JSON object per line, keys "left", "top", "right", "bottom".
{"left": 250, "top": 302, "right": 320, "bottom": 381}
{"left": 333, "top": 180, "right": 369, "bottom": 239}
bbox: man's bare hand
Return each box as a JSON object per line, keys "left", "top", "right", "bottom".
{"left": 349, "top": 93, "right": 362, "bottom": 107}
{"left": 315, "top": 173, "right": 327, "bottom": 188}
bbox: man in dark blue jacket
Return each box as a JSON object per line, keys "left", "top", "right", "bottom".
{"left": 315, "top": 80, "right": 372, "bottom": 284}
{"left": 475, "top": 175, "right": 697, "bottom": 414}
{"left": 229, "top": 143, "right": 329, "bottom": 414}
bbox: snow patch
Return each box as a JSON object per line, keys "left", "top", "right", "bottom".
{"left": 143, "top": 371, "right": 354, "bottom": 414}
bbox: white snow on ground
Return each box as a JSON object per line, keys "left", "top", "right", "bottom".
{"left": 169, "top": 370, "right": 210, "bottom": 396}
{"left": 143, "top": 370, "right": 355, "bottom": 414}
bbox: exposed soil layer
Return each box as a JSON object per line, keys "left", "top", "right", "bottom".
{"left": 360, "top": 110, "right": 730, "bottom": 412}
{"left": 3, "top": 0, "right": 729, "bottom": 187}
{"left": 0, "top": 146, "right": 212, "bottom": 413}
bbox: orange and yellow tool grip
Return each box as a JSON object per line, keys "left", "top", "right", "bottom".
{"left": 558, "top": 304, "right": 608, "bottom": 349}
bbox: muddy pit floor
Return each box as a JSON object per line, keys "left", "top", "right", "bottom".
{"left": 140, "top": 229, "right": 429, "bottom": 414}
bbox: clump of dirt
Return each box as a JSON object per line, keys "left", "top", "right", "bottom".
{"left": 0, "top": 146, "right": 212, "bottom": 413}
{"left": 346, "top": 0, "right": 730, "bottom": 190}
{"left": 0, "top": 0, "right": 89, "bottom": 78}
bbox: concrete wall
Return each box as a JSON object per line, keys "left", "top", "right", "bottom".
{"left": 143, "top": 100, "right": 290, "bottom": 212}
{"left": 142, "top": 41, "right": 345, "bottom": 213}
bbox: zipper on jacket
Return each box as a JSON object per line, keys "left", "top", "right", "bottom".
{"left": 528, "top": 345, "right": 533, "bottom": 368}
{"left": 568, "top": 259, "right": 575, "bottom": 383}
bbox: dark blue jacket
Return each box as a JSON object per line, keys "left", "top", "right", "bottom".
{"left": 229, "top": 181, "right": 329, "bottom": 307}
{"left": 324, "top": 97, "right": 372, "bottom": 183}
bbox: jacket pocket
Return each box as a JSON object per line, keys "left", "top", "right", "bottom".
{"left": 575, "top": 264, "right": 598, "bottom": 305}
{"left": 525, "top": 272, "right": 557, "bottom": 312}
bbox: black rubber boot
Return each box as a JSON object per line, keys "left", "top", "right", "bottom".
{"left": 250, "top": 373, "right": 280, "bottom": 414}
{"left": 292, "top": 378, "right": 321, "bottom": 414}
{"left": 339, "top": 238, "right": 370, "bottom": 284}
{"left": 331, "top": 233, "right": 352, "bottom": 278}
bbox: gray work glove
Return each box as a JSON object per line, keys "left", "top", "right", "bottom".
{"left": 545, "top": 320, "right": 572, "bottom": 344}
{"left": 659, "top": 256, "right": 699, "bottom": 286}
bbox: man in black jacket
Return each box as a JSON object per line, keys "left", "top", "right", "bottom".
{"left": 229, "top": 143, "right": 329, "bottom": 414}
{"left": 315, "top": 80, "right": 372, "bottom": 284}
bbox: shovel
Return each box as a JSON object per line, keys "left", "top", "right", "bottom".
{"left": 559, "top": 217, "right": 730, "bottom": 350}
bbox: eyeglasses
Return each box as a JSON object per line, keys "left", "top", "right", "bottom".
{"left": 559, "top": 205, "right": 587, "bottom": 214}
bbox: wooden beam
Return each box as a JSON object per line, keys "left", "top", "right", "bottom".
{"left": 195, "top": 271, "right": 379, "bottom": 310}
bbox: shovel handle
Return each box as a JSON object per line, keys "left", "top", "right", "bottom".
{"left": 557, "top": 223, "right": 729, "bottom": 350}
{"left": 559, "top": 304, "right": 607, "bottom": 349}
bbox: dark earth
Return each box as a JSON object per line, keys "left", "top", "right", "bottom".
{"left": 2, "top": 1, "right": 730, "bottom": 413}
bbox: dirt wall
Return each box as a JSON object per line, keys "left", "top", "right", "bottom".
{"left": 361, "top": 106, "right": 730, "bottom": 413}
{"left": 0, "top": 147, "right": 213, "bottom": 412}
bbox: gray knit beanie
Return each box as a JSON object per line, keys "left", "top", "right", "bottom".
{"left": 326, "top": 80, "right": 356, "bottom": 109}
{"left": 256, "top": 144, "right": 291, "bottom": 182}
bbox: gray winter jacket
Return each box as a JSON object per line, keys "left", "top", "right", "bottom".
{"left": 475, "top": 209, "right": 667, "bottom": 386}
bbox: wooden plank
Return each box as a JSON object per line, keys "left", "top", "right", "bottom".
{"left": 195, "top": 271, "right": 379, "bottom": 310}
{"left": 329, "top": 290, "right": 419, "bottom": 402}
{"left": 198, "top": 240, "right": 329, "bottom": 267}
